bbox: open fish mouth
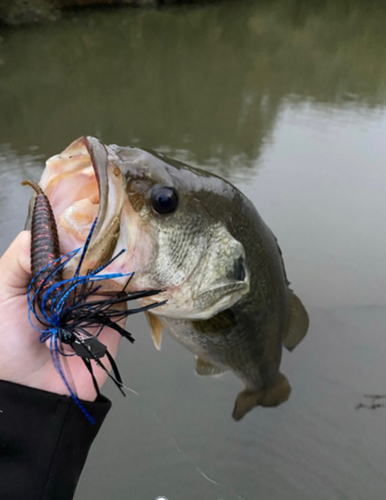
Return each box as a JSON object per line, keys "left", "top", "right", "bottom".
{"left": 33, "top": 136, "right": 126, "bottom": 283}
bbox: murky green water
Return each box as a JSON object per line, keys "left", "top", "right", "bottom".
{"left": 1, "top": 1, "right": 386, "bottom": 498}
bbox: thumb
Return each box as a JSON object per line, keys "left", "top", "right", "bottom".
{"left": 0, "top": 231, "right": 31, "bottom": 299}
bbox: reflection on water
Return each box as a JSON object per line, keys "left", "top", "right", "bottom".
{"left": 0, "top": 0, "right": 386, "bottom": 173}
{"left": 1, "top": 1, "right": 386, "bottom": 499}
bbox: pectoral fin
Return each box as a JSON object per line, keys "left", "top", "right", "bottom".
{"left": 283, "top": 292, "right": 309, "bottom": 352}
{"left": 145, "top": 312, "right": 163, "bottom": 350}
{"left": 232, "top": 373, "right": 291, "bottom": 421}
{"left": 195, "top": 357, "right": 227, "bottom": 377}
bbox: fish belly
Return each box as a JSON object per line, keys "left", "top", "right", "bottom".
{"left": 159, "top": 316, "right": 231, "bottom": 370}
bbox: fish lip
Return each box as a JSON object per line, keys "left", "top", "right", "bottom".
{"left": 80, "top": 136, "right": 109, "bottom": 239}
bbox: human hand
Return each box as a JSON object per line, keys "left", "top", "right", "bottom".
{"left": 0, "top": 231, "right": 123, "bottom": 401}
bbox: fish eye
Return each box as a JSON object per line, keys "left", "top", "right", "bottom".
{"left": 151, "top": 186, "right": 179, "bottom": 215}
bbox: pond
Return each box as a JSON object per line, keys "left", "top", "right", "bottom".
{"left": 1, "top": 1, "right": 386, "bottom": 499}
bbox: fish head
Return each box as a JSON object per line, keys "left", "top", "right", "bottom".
{"left": 35, "top": 136, "right": 251, "bottom": 320}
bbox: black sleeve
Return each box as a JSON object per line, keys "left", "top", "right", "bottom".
{"left": 0, "top": 380, "right": 111, "bottom": 500}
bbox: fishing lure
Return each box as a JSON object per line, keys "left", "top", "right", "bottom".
{"left": 23, "top": 180, "right": 163, "bottom": 423}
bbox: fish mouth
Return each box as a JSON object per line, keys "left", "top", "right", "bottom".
{"left": 82, "top": 136, "right": 110, "bottom": 240}
{"left": 32, "top": 136, "right": 156, "bottom": 293}
{"left": 36, "top": 136, "right": 126, "bottom": 283}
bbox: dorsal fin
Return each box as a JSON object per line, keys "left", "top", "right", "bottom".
{"left": 283, "top": 292, "right": 309, "bottom": 352}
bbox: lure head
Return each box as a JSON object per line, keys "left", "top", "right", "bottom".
{"left": 34, "top": 137, "right": 250, "bottom": 320}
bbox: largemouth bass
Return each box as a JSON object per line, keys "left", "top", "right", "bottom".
{"left": 32, "top": 136, "right": 309, "bottom": 421}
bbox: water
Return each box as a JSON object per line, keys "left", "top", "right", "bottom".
{"left": 1, "top": 1, "right": 386, "bottom": 498}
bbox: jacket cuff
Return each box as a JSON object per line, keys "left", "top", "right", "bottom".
{"left": 0, "top": 379, "right": 111, "bottom": 500}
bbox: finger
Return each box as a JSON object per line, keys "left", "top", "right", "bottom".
{"left": 0, "top": 231, "right": 31, "bottom": 299}
{"left": 98, "top": 326, "right": 123, "bottom": 360}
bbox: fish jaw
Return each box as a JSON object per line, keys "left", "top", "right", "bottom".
{"left": 31, "top": 137, "right": 158, "bottom": 292}
{"left": 35, "top": 137, "right": 126, "bottom": 280}
{"left": 135, "top": 278, "right": 250, "bottom": 321}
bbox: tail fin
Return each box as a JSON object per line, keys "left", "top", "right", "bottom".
{"left": 232, "top": 373, "right": 291, "bottom": 421}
